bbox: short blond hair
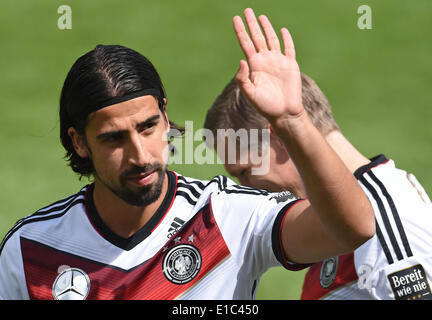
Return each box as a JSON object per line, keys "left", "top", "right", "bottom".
{"left": 204, "top": 73, "right": 340, "bottom": 148}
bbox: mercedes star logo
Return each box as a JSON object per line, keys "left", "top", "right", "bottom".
{"left": 52, "top": 267, "right": 91, "bottom": 300}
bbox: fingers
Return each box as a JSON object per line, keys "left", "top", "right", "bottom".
{"left": 233, "top": 15, "right": 256, "bottom": 60}
{"left": 258, "top": 15, "right": 281, "bottom": 52}
{"left": 234, "top": 60, "right": 255, "bottom": 99}
{"left": 243, "top": 8, "right": 268, "bottom": 52}
{"left": 281, "top": 27, "right": 296, "bottom": 59}
{"left": 234, "top": 8, "right": 292, "bottom": 58}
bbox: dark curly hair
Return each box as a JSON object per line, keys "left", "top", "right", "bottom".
{"left": 59, "top": 44, "right": 182, "bottom": 179}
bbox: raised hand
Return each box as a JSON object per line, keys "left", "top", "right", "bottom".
{"left": 231, "top": 9, "right": 375, "bottom": 265}
{"left": 233, "top": 8, "right": 303, "bottom": 124}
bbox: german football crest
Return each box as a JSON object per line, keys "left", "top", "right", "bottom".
{"left": 162, "top": 244, "right": 202, "bottom": 284}
{"left": 320, "top": 257, "right": 338, "bottom": 289}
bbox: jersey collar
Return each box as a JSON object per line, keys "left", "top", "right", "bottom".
{"left": 84, "top": 170, "right": 177, "bottom": 250}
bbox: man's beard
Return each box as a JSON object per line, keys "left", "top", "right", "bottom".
{"left": 96, "top": 162, "right": 167, "bottom": 207}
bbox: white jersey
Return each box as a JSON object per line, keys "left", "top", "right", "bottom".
{"left": 0, "top": 170, "right": 302, "bottom": 300}
{"left": 301, "top": 155, "right": 432, "bottom": 300}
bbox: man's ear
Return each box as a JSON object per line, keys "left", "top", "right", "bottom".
{"left": 267, "top": 123, "right": 291, "bottom": 159}
{"left": 67, "top": 127, "right": 89, "bottom": 158}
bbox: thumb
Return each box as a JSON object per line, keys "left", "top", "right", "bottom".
{"left": 234, "top": 60, "right": 255, "bottom": 99}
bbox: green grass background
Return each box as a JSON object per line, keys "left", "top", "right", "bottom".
{"left": 0, "top": 0, "right": 431, "bottom": 299}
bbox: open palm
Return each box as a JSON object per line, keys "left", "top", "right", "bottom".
{"left": 233, "top": 9, "right": 303, "bottom": 122}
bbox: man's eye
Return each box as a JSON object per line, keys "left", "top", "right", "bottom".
{"left": 104, "top": 134, "right": 122, "bottom": 142}
{"left": 141, "top": 122, "right": 156, "bottom": 133}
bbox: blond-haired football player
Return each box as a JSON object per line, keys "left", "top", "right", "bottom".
{"left": 205, "top": 69, "right": 432, "bottom": 300}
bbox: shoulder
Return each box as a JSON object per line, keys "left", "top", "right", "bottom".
{"left": 0, "top": 186, "right": 88, "bottom": 256}
{"left": 354, "top": 154, "right": 430, "bottom": 216}
{"left": 354, "top": 155, "right": 432, "bottom": 264}
{"left": 354, "top": 154, "right": 426, "bottom": 203}
{"left": 172, "top": 170, "right": 298, "bottom": 208}
{"left": 172, "top": 171, "right": 233, "bottom": 206}
{"left": 210, "top": 178, "right": 300, "bottom": 218}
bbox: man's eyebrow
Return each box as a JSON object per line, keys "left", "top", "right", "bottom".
{"left": 136, "top": 114, "right": 160, "bottom": 129}
{"left": 96, "top": 114, "right": 161, "bottom": 141}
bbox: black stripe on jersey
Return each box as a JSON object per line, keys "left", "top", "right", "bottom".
{"left": 176, "top": 190, "right": 197, "bottom": 206}
{"left": 0, "top": 196, "right": 85, "bottom": 255}
{"left": 367, "top": 171, "right": 413, "bottom": 258}
{"left": 229, "top": 184, "right": 269, "bottom": 196}
{"left": 358, "top": 175, "right": 404, "bottom": 264}
{"left": 177, "top": 175, "right": 206, "bottom": 190}
{"left": 271, "top": 199, "right": 311, "bottom": 271}
{"left": 221, "top": 175, "right": 228, "bottom": 190}
{"left": 223, "top": 188, "right": 267, "bottom": 196}
{"left": 205, "top": 175, "right": 227, "bottom": 191}
{"left": 353, "top": 154, "right": 388, "bottom": 180}
{"left": 175, "top": 175, "right": 206, "bottom": 206}
{"left": 1, "top": 190, "right": 85, "bottom": 241}
{"left": 36, "top": 190, "right": 85, "bottom": 212}
{"left": 7, "top": 191, "right": 85, "bottom": 237}
{"left": 177, "top": 182, "right": 202, "bottom": 199}
{"left": 375, "top": 223, "right": 394, "bottom": 264}
{"left": 175, "top": 174, "right": 230, "bottom": 205}
{"left": 11, "top": 191, "right": 86, "bottom": 228}
{"left": 34, "top": 191, "right": 85, "bottom": 216}
{"left": 175, "top": 174, "right": 231, "bottom": 205}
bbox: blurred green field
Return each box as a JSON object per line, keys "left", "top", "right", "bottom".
{"left": 0, "top": 0, "right": 431, "bottom": 300}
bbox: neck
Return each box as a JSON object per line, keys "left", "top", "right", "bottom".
{"left": 92, "top": 172, "right": 169, "bottom": 239}
{"left": 325, "top": 130, "right": 371, "bottom": 174}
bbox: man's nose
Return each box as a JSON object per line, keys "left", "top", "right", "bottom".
{"left": 126, "top": 132, "right": 152, "bottom": 167}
